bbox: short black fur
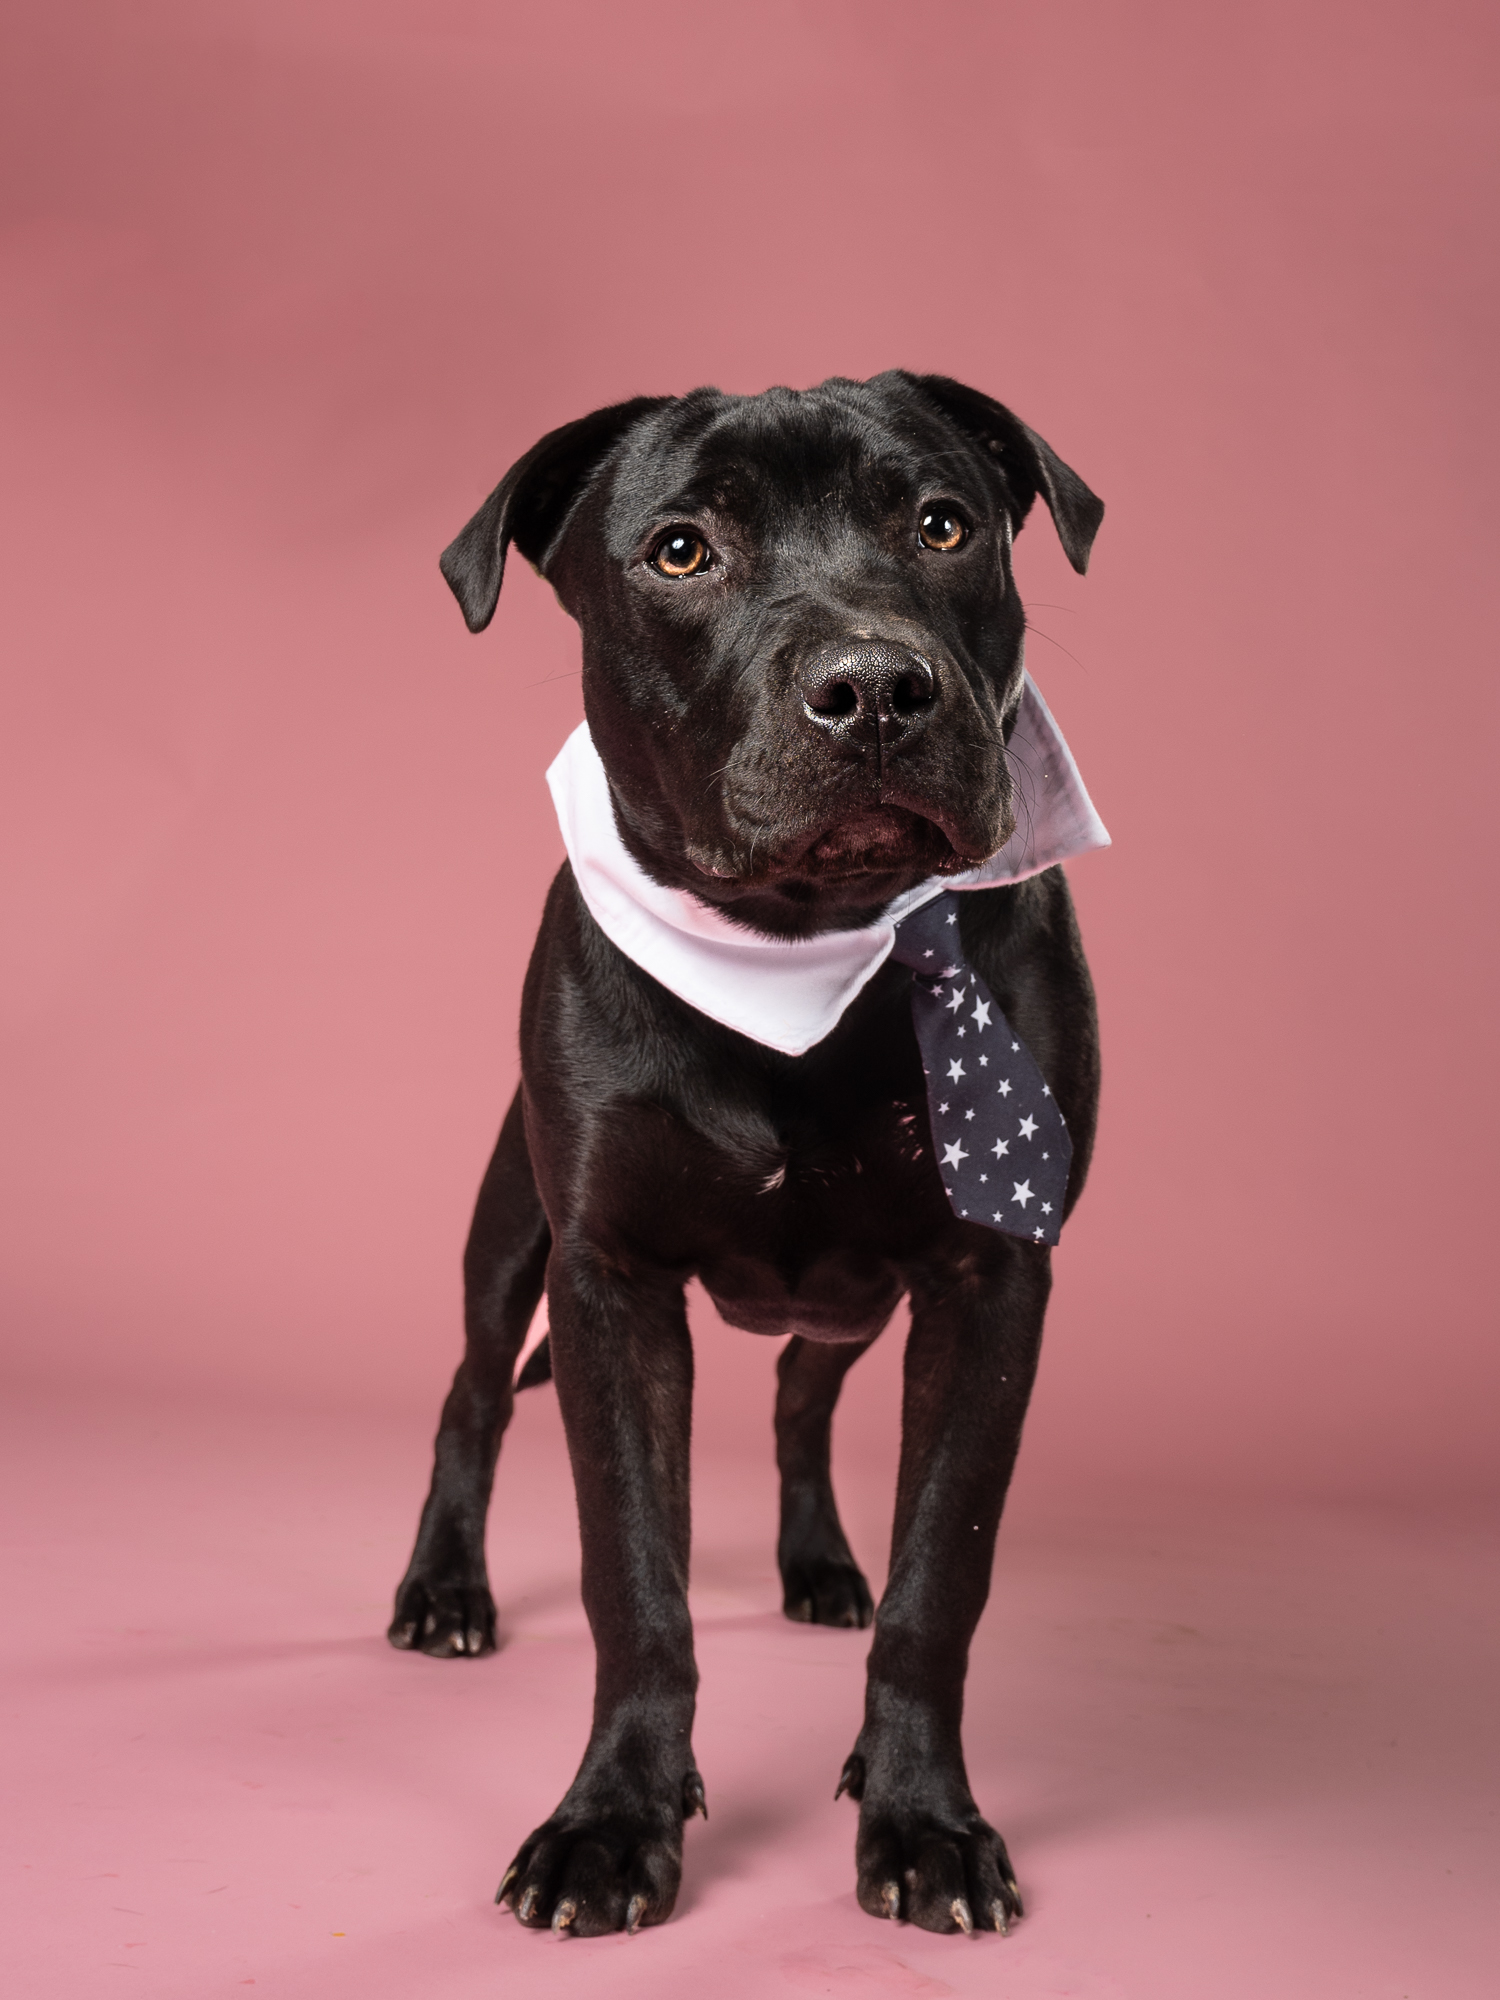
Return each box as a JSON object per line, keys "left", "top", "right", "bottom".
{"left": 393, "top": 373, "right": 1103, "bottom": 1938}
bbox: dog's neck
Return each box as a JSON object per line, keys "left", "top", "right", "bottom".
{"left": 546, "top": 674, "right": 1108, "bottom": 1058}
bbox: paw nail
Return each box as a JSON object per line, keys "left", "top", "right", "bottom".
{"left": 626, "top": 1894, "right": 647, "bottom": 1935}
{"left": 496, "top": 1866, "right": 517, "bottom": 1906}
{"left": 552, "top": 1897, "right": 577, "bottom": 1934}
{"left": 465, "top": 1630, "right": 484, "bottom": 1653}
{"left": 517, "top": 1887, "right": 538, "bottom": 1923}
{"left": 951, "top": 1897, "right": 974, "bottom": 1935}
{"left": 422, "top": 1613, "right": 436, "bottom": 1636}
{"left": 990, "top": 1897, "right": 1009, "bottom": 1935}
{"left": 880, "top": 1882, "right": 900, "bottom": 1921}
{"left": 834, "top": 1753, "right": 865, "bottom": 1802}
{"left": 683, "top": 1772, "right": 708, "bottom": 1820}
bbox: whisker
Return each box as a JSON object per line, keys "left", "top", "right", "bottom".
{"left": 1023, "top": 622, "right": 1089, "bottom": 674}
{"left": 1004, "top": 741, "right": 1040, "bottom": 854}
{"left": 520, "top": 668, "right": 583, "bottom": 689}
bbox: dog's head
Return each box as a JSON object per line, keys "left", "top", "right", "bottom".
{"left": 441, "top": 373, "right": 1102, "bottom": 938}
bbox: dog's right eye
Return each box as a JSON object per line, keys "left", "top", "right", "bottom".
{"left": 650, "top": 530, "right": 713, "bottom": 578}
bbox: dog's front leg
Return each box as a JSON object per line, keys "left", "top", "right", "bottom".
{"left": 842, "top": 1239, "right": 1049, "bottom": 1935}
{"left": 501, "top": 1250, "right": 702, "bottom": 1937}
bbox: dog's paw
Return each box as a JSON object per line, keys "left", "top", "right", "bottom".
{"left": 855, "top": 1807, "right": 1023, "bottom": 1935}
{"left": 498, "top": 1775, "right": 704, "bottom": 1937}
{"left": 781, "top": 1557, "right": 874, "bottom": 1629}
{"left": 387, "top": 1576, "right": 496, "bottom": 1657}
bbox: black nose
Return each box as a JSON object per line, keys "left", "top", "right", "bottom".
{"left": 796, "top": 641, "right": 937, "bottom": 742}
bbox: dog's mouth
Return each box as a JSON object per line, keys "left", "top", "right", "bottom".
{"left": 797, "top": 805, "right": 965, "bottom": 881}
{"left": 679, "top": 771, "right": 1014, "bottom": 926}
{"left": 676, "top": 791, "right": 1013, "bottom": 935}
{"left": 689, "top": 799, "right": 1006, "bottom": 897}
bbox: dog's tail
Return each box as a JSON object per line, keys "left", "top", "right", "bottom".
{"left": 515, "top": 1335, "right": 553, "bottom": 1391}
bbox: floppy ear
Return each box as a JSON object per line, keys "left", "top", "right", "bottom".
{"left": 895, "top": 372, "right": 1104, "bottom": 575}
{"left": 439, "top": 395, "right": 672, "bottom": 632}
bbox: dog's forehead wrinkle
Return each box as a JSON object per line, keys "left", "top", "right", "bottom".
{"left": 691, "top": 394, "right": 922, "bottom": 487}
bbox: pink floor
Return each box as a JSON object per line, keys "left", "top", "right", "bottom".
{"left": 5, "top": 1369, "right": 1498, "bottom": 2000}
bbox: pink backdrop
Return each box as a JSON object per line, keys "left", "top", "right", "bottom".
{"left": 5, "top": 9, "right": 1500, "bottom": 1997}
{"left": 2, "top": 0, "right": 1497, "bottom": 1498}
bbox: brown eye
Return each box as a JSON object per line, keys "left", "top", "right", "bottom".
{"left": 918, "top": 507, "right": 968, "bottom": 552}
{"left": 651, "top": 529, "right": 712, "bottom": 577}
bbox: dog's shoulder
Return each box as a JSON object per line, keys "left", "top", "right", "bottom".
{"left": 521, "top": 862, "right": 688, "bottom": 1045}
{"left": 519, "top": 862, "right": 785, "bottom": 1089}
{"left": 957, "top": 868, "right": 1091, "bottom": 993}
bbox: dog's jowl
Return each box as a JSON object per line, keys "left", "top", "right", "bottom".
{"left": 391, "top": 373, "right": 1105, "bottom": 1937}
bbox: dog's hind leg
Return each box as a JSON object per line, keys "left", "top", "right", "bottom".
{"left": 389, "top": 1086, "right": 549, "bottom": 1657}
{"left": 775, "top": 1335, "right": 876, "bottom": 1628}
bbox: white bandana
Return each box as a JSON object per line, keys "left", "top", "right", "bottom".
{"left": 547, "top": 673, "right": 1108, "bottom": 1057}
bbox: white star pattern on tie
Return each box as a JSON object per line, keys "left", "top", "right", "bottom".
{"left": 890, "top": 891, "right": 1072, "bottom": 1249}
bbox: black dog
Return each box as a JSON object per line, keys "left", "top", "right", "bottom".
{"left": 390, "top": 372, "right": 1103, "bottom": 1938}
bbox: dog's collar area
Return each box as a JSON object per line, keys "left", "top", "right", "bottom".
{"left": 546, "top": 673, "right": 1109, "bottom": 1057}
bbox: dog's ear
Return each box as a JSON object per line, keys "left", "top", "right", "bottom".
{"left": 894, "top": 372, "right": 1104, "bottom": 575}
{"left": 439, "top": 395, "right": 672, "bottom": 632}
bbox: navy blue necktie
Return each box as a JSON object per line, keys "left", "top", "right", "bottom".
{"left": 890, "top": 893, "right": 1072, "bottom": 1247}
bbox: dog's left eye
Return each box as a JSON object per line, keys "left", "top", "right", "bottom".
{"left": 918, "top": 507, "right": 969, "bottom": 552}
{"left": 651, "top": 530, "right": 713, "bottom": 578}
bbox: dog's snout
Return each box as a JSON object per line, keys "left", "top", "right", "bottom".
{"left": 796, "top": 641, "right": 937, "bottom": 741}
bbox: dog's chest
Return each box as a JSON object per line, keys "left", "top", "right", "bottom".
{"left": 704, "top": 1107, "right": 943, "bottom": 1340}
{"left": 593, "top": 1068, "right": 954, "bottom": 1341}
